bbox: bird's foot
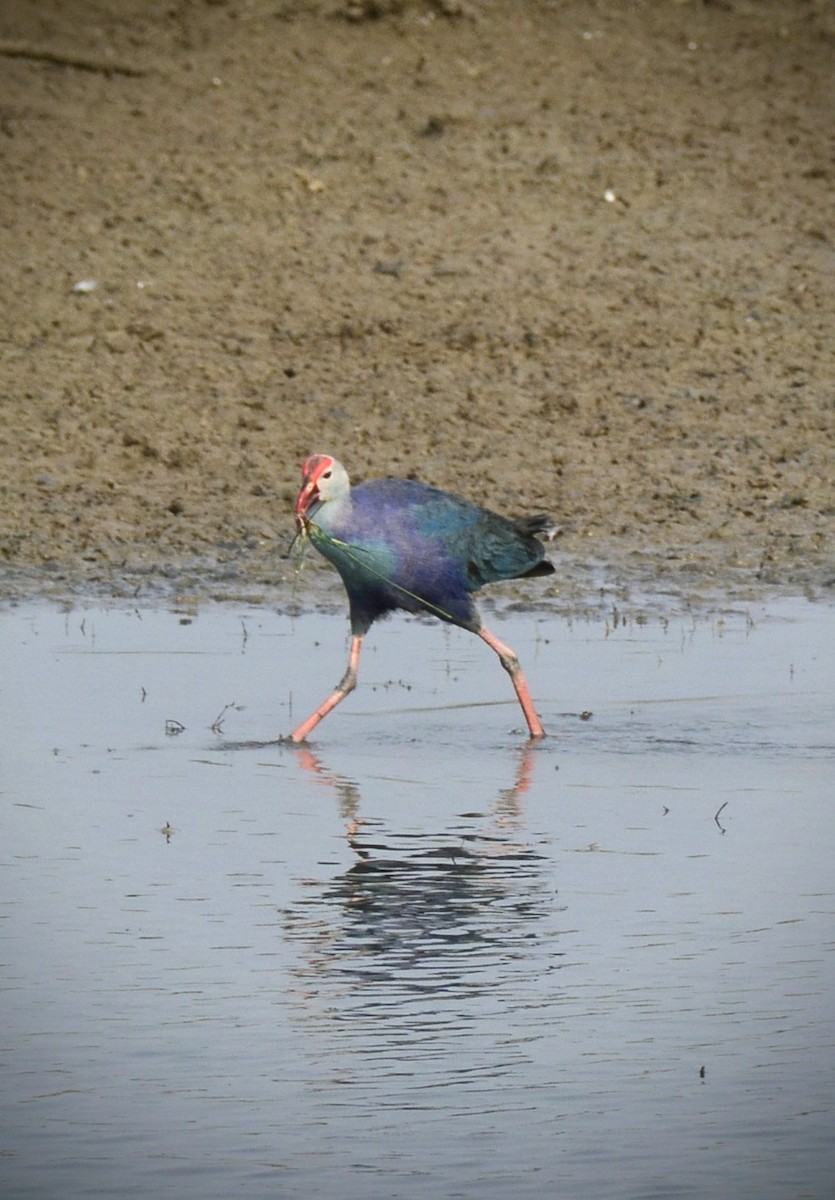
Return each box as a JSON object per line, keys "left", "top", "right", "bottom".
{"left": 278, "top": 732, "right": 305, "bottom": 746}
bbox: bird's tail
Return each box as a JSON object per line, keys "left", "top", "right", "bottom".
{"left": 512, "top": 513, "right": 557, "bottom": 578}
{"left": 512, "top": 513, "right": 553, "bottom": 537}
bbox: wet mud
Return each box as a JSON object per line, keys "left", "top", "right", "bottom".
{"left": 1, "top": 0, "right": 833, "bottom": 607}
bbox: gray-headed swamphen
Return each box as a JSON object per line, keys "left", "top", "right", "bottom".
{"left": 288, "top": 454, "right": 554, "bottom": 742}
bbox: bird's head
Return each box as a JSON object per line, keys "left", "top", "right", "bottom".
{"left": 295, "top": 454, "right": 349, "bottom": 530}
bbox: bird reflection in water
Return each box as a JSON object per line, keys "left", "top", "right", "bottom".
{"left": 283, "top": 745, "right": 563, "bottom": 1013}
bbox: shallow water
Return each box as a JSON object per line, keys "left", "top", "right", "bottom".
{"left": 2, "top": 598, "right": 834, "bottom": 1199}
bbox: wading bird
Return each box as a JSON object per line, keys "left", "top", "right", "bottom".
{"left": 288, "top": 455, "right": 554, "bottom": 742}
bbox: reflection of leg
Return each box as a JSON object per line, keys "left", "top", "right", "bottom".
{"left": 288, "top": 635, "right": 363, "bottom": 743}
{"left": 291, "top": 746, "right": 362, "bottom": 828}
{"left": 478, "top": 626, "right": 546, "bottom": 740}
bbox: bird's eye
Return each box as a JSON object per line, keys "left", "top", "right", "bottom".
{"left": 322, "top": 470, "right": 332, "bottom": 479}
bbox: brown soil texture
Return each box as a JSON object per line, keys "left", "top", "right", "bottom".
{"left": 1, "top": 0, "right": 833, "bottom": 607}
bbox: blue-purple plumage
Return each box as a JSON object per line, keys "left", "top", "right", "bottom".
{"left": 304, "top": 474, "right": 554, "bottom": 636}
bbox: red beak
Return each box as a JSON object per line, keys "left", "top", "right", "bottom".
{"left": 295, "top": 477, "right": 318, "bottom": 525}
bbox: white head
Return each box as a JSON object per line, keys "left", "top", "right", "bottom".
{"left": 295, "top": 454, "right": 351, "bottom": 523}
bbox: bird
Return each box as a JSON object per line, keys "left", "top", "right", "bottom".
{"left": 287, "top": 454, "right": 555, "bottom": 743}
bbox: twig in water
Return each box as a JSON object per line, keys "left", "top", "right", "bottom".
{"left": 211, "top": 702, "right": 237, "bottom": 734}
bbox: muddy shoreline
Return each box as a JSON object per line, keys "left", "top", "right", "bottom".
{"left": 2, "top": 0, "right": 832, "bottom": 609}
{"left": 1, "top": 542, "right": 830, "bottom": 621}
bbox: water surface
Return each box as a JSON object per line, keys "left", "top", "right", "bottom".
{"left": 2, "top": 599, "right": 834, "bottom": 1198}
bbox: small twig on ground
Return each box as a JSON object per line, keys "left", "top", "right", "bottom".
{"left": 0, "top": 40, "right": 147, "bottom": 77}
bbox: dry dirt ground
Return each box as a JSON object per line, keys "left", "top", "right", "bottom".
{"left": 1, "top": 0, "right": 833, "bottom": 609}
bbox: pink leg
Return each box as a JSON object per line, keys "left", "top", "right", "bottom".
{"left": 288, "top": 635, "right": 363, "bottom": 743}
{"left": 479, "top": 626, "right": 546, "bottom": 740}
